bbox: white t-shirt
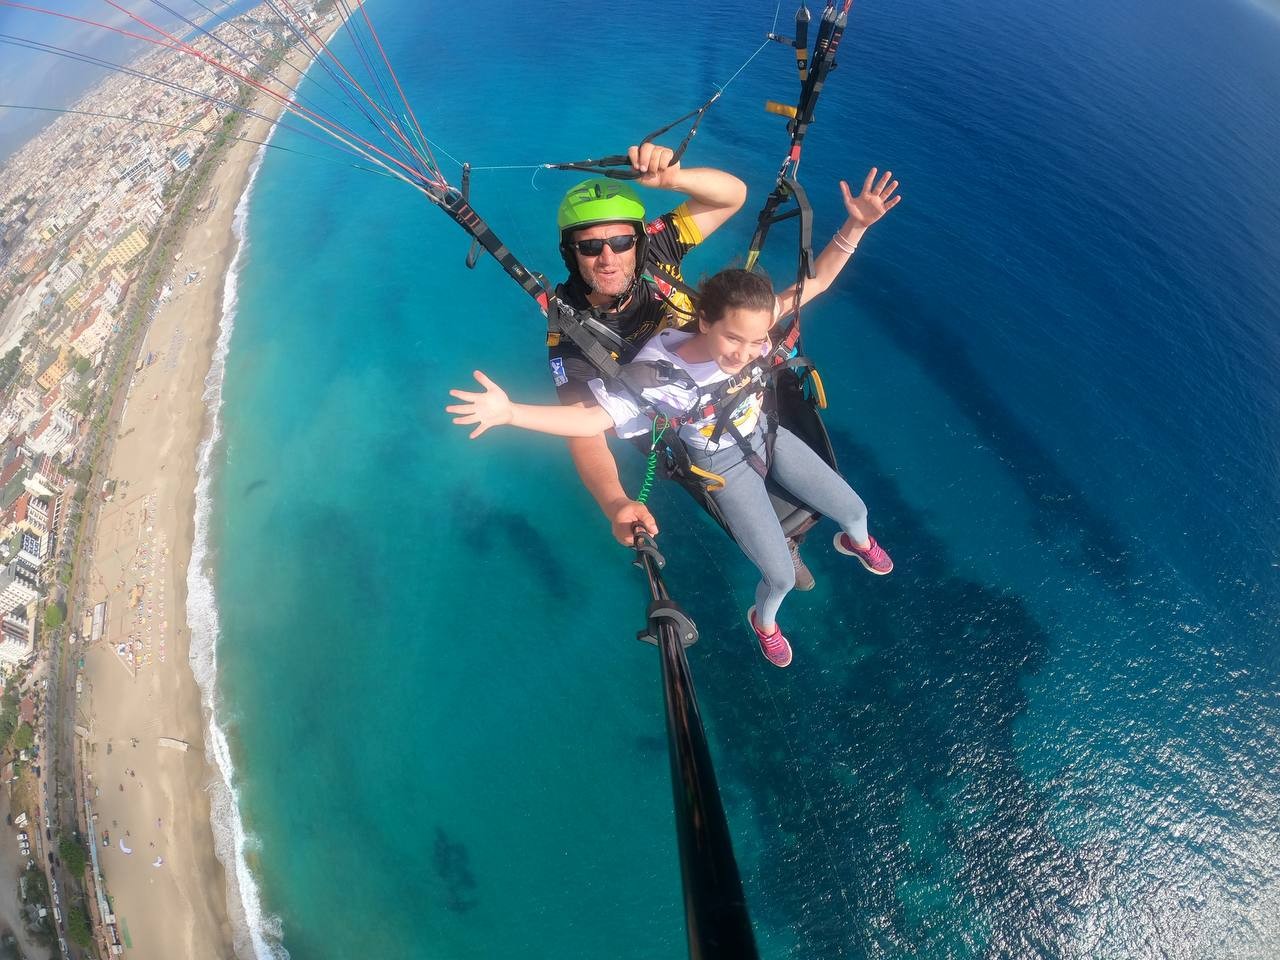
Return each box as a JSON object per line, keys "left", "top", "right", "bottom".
{"left": 587, "top": 329, "right": 767, "bottom": 452}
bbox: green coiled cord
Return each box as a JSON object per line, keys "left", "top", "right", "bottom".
{"left": 636, "top": 417, "right": 670, "bottom": 505}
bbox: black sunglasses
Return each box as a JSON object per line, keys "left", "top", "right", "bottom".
{"left": 569, "top": 234, "right": 638, "bottom": 257}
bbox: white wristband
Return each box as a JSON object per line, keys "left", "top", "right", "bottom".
{"left": 832, "top": 232, "right": 859, "bottom": 255}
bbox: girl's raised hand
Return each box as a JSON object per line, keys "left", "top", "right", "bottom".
{"left": 840, "top": 168, "right": 902, "bottom": 229}
{"left": 446, "top": 370, "right": 512, "bottom": 439}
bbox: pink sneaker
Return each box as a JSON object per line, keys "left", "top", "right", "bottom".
{"left": 834, "top": 533, "right": 894, "bottom": 575}
{"left": 747, "top": 606, "right": 793, "bottom": 668}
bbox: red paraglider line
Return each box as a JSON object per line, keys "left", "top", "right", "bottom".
{"left": 354, "top": 0, "right": 436, "bottom": 173}
{"left": 5, "top": 0, "right": 445, "bottom": 189}
{"left": 265, "top": 0, "right": 436, "bottom": 176}
{"left": 96, "top": 0, "right": 420, "bottom": 172}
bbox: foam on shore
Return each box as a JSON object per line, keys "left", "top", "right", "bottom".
{"left": 185, "top": 140, "right": 287, "bottom": 960}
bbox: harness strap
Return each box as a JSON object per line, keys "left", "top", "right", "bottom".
{"left": 433, "top": 184, "right": 547, "bottom": 300}
{"left": 460, "top": 164, "right": 481, "bottom": 269}
{"left": 547, "top": 298, "right": 624, "bottom": 381}
{"left": 580, "top": 309, "right": 628, "bottom": 354}
{"left": 646, "top": 262, "right": 701, "bottom": 303}
{"left": 615, "top": 358, "right": 699, "bottom": 397}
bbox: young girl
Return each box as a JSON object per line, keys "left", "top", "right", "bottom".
{"left": 447, "top": 170, "right": 900, "bottom": 668}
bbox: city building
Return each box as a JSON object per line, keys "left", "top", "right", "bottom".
{"left": 23, "top": 495, "right": 48, "bottom": 535}
{"left": 116, "top": 157, "right": 151, "bottom": 187}
{"left": 36, "top": 347, "right": 70, "bottom": 391}
{"left": 0, "top": 607, "right": 34, "bottom": 668}
{"left": 0, "top": 558, "right": 39, "bottom": 611}
{"left": 50, "top": 261, "right": 85, "bottom": 296}
{"left": 101, "top": 226, "right": 148, "bottom": 268}
{"left": 18, "top": 532, "right": 41, "bottom": 570}
{"left": 28, "top": 408, "right": 77, "bottom": 457}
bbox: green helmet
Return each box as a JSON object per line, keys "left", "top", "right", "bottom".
{"left": 557, "top": 178, "right": 646, "bottom": 232}
{"left": 557, "top": 178, "right": 648, "bottom": 288}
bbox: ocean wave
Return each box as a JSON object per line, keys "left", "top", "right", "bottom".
{"left": 185, "top": 139, "right": 289, "bottom": 960}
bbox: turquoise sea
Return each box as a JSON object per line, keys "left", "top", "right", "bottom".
{"left": 191, "top": 0, "right": 1280, "bottom": 956}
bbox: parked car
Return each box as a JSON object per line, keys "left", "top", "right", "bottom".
{"left": 17, "top": 831, "right": 27, "bottom": 841}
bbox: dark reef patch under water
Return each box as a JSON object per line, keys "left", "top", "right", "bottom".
{"left": 858, "top": 276, "right": 1138, "bottom": 597}
{"left": 434, "top": 827, "right": 480, "bottom": 915}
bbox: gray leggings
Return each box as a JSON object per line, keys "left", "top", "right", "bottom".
{"left": 695, "top": 425, "right": 869, "bottom": 628}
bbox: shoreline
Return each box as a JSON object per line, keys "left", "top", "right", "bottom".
{"left": 187, "top": 141, "right": 279, "bottom": 960}
{"left": 77, "top": 22, "right": 348, "bottom": 957}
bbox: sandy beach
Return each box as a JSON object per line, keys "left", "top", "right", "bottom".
{"left": 74, "top": 29, "right": 345, "bottom": 958}
{"left": 77, "top": 143, "right": 251, "bottom": 958}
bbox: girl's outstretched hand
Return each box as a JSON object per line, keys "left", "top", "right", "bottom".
{"left": 840, "top": 168, "right": 902, "bottom": 229}
{"left": 446, "top": 370, "right": 512, "bottom": 439}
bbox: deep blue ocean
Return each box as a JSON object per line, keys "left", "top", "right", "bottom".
{"left": 198, "top": 0, "right": 1280, "bottom": 956}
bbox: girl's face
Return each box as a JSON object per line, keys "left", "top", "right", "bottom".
{"left": 698, "top": 305, "right": 774, "bottom": 374}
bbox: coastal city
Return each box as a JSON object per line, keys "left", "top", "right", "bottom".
{"left": 0, "top": 0, "right": 1271, "bottom": 956}
{"left": 0, "top": 2, "right": 339, "bottom": 957}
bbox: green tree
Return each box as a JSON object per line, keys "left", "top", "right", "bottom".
{"left": 44, "top": 603, "right": 64, "bottom": 629}
{"left": 74, "top": 355, "right": 92, "bottom": 375}
{"left": 66, "top": 904, "right": 92, "bottom": 948}
{"left": 13, "top": 722, "right": 33, "bottom": 751}
{"left": 60, "top": 835, "right": 88, "bottom": 875}
{"left": 69, "top": 383, "right": 95, "bottom": 415}
{"left": 0, "top": 346, "right": 20, "bottom": 392}
{"left": 0, "top": 685, "right": 17, "bottom": 746}
{"left": 23, "top": 866, "right": 48, "bottom": 903}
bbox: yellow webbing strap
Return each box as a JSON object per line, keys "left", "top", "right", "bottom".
{"left": 808, "top": 368, "right": 828, "bottom": 409}
{"left": 688, "top": 464, "right": 726, "bottom": 492}
{"left": 765, "top": 101, "right": 799, "bottom": 119}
